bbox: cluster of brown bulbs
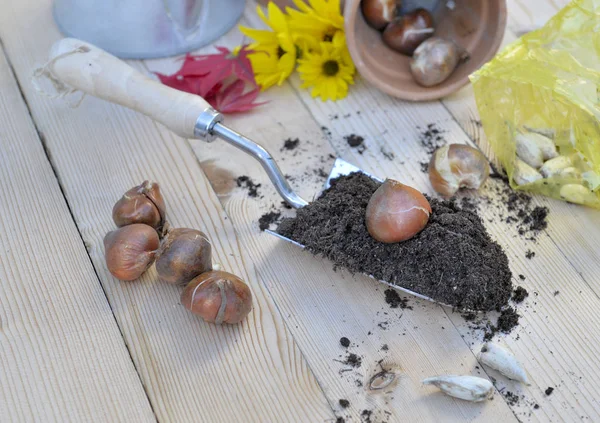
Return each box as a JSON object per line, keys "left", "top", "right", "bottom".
{"left": 103, "top": 181, "right": 252, "bottom": 325}
{"left": 362, "top": 0, "right": 466, "bottom": 87}
{"left": 365, "top": 144, "right": 490, "bottom": 243}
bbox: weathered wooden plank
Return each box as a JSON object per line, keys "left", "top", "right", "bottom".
{"left": 0, "top": 44, "right": 155, "bottom": 422}
{"left": 0, "top": 0, "right": 334, "bottom": 421}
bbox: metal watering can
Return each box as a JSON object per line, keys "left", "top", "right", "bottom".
{"left": 53, "top": 0, "right": 246, "bottom": 59}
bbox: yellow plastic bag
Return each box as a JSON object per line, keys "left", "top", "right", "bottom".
{"left": 471, "top": 0, "right": 600, "bottom": 208}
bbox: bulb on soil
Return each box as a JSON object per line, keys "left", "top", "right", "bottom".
{"left": 365, "top": 179, "right": 431, "bottom": 243}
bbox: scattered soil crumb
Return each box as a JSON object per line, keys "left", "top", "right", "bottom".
{"left": 512, "top": 286, "right": 529, "bottom": 303}
{"left": 484, "top": 307, "right": 520, "bottom": 340}
{"left": 525, "top": 250, "right": 536, "bottom": 259}
{"left": 380, "top": 147, "right": 395, "bottom": 160}
{"left": 344, "top": 353, "right": 362, "bottom": 368}
{"left": 534, "top": 404, "right": 540, "bottom": 409}
{"left": 419, "top": 161, "right": 429, "bottom": 173}
{"left": 462, "top": 312, "right": 477, "bottom": 321}
{"left": 345, "top": 134, "right": 364, "bottom": 147}
{"left": 336, "top": 418, "right": 345, "bottom": 423}
{"left": 340, "top": 337, "right": 350, "bottom": 348}
{"left": 489, "top": 163, "right": 510, "bottom": 182}
{"left": 384, "top": 289, "right": 412, "bottom": 309}
{"left": 529, "top": 206, "right": 549, "bottom": 231}
{"left": 502, "top": 390, "right": 522, "bottom": 406}
{"left": 258, "top": 211, "right": 280, "bottom": 231}
{"left": 497, "top": 307, "right": 520, "bottom": 333}
{"left": 281, "top": 201, "right": 292, "bottom": 209}
{"left": 277, "top": 173, "right": 513, "bottom": 311}
{"left": 419, "top": 123, "right": 447, "bottom": 155}
{"left": 282, "top": 137, "right": 300, "bottom": 151}
{"left": 339, "top": 399, "right": 350, "bottom": 408}
{"left": 381, "top": 344, "right": 389, "bottom": 351}
{"left": 321, "top": 126, "right": 332, "bottom": 139}
{"left": 345, "top": 134, "right": 366, "bottom": 154}
{"left": 553, "top": 290, "right": 560, "bottom": 296}
{"left": 361, "top": 410, "right": 373, "bottom": 423}
{"left": 518, "top": 274, "right": 526, "bottom": 280}
{"left": 236, "top": 175, "right": 261, "bottom": 198}
{"left": 545, "top": 387, "right": 554, "bottom": 396}
{"left": 317, "top": 168, "right": 328, "bottom": 179}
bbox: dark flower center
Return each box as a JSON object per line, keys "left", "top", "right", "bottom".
{"left": 322, "top": 60, "right": 340, "bottom": 76}
{"left": 323, "top": 28, "right": 336, "bottom": 42}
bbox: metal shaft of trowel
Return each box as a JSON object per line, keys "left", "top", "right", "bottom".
{"left": 212, "top": 123, "right": 309, "bottom": 209}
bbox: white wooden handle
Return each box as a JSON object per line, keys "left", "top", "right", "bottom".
{"left": 48, "top": 38, "right": 213, "bottom": 139}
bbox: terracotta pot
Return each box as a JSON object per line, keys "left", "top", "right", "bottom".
{"left": 344, "top": 0, "right": 507, "bottom": 101}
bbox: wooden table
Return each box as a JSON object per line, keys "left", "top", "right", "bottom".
{"left": 2, "top": 0, "right": 599, "bottom": 421}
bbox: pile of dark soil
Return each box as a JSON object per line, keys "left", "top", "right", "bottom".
{"left": 277, "top": 173, "right": 513, "bottom": 311}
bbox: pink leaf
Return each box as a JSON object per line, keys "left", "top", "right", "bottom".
{"left": 157, "top": 44, "right": 265, "bottom": 114}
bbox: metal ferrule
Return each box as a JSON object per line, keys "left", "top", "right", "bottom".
{"left": 193, "top": 107, "right": 224, "bottom": 141}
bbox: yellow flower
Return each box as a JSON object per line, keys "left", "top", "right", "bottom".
{"left": 297, "top": 41, "right": 355, "bottom": 101}
{"left": 240, "top": 4, "right": 297, "bottom": 89}
{"left": 248, "top": 44, "right": 296, "bottom": 90}
{"left": 287, "top": 0, "right": 344, "bottom": 44}
{"left": 240, "top": 3, "right": 288, "bottom": 49}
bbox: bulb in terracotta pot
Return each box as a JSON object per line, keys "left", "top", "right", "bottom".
{"left": 383, "top": 8, "right": 434, "bottom": 55}
{"left": 429, "top": 144, "right": 490, "bottom": 196}
{"left": 410, "top": 37, "right": 464, "bottom": 87}
{"left": 362, "top": 0, "right": 402, "bottom": 30}
{"left": 155, "top": 228, "right": 212, "bottom": 285}
{"left": 104, "top": 224, "right": 160, "bottom": 281}
{"left": 112, "top": 181, "right": 166, "bottom": 231}
{"left": 365, "top": 179, "right": 431, "bottom": 243}
{"left": 181, "top": 270, "right": 252, "bottom": 324}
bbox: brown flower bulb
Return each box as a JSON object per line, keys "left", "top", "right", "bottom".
{"left": 155, "top": 228, "right": 212, "bottom": 285}
{"left": 383, "top": 8, "right": 434, "bottom": 55}
{"left": 429, "top": 144, "right": 490, "bottom": 196}
{"left": 181, "top": 271, "right": 252, "bottom": 324}
{"left": 365, "top": 179, "right": 432, "bottom": 243}
{"left": 362, "top": 0, "right": 402, "bottom": 30}
{"left": 112, "top": 181, "right": 166, "bottom": 231}
{"left": 104, "top": 224, "right": 160, "bottom": 281}
{"left": 410, "top": 37, "right": 463, "bottom": 87}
